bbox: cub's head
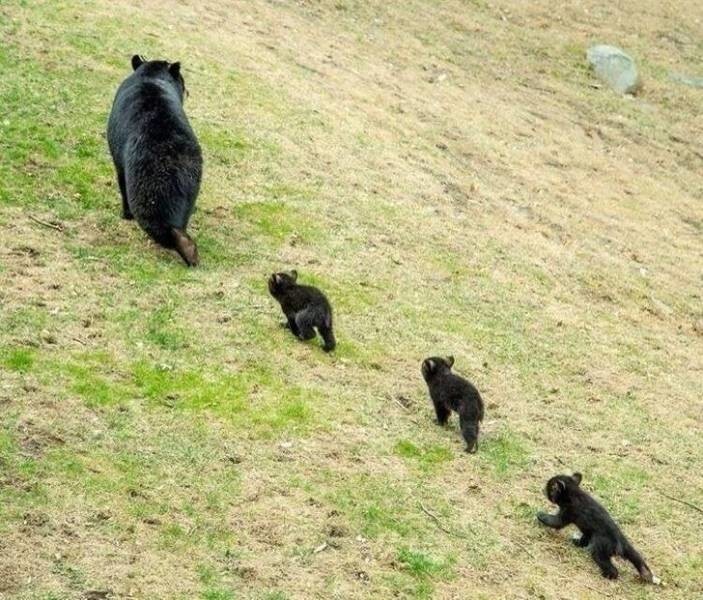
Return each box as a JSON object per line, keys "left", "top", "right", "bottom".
{"left": 131, "top": 55, "right": 187, "bottom": 101}
{"left": 268, "top": 270, "right": 298, "bottom": 296}
{"left": 545, "top": 472, "right": 582, "bottom": 505}
{"left": 421, "top": 355, "right": 455, "bottom": 382}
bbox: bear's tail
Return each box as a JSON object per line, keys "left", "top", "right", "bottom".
{"left": 139, "top": 223, "right": 198, "bottom": 267}
{"left": 171, "top": 227, "right": 199, "bottom": 267}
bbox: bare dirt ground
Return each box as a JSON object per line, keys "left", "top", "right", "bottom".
{"left": 1, "top": 1, "right": 702, "bottom": 599}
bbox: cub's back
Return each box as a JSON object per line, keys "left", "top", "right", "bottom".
{"left": 434, "top": 371, "right": 484, "bottom": 419}
{"left": 572, "top": 491, "right": 624, "bottom": 540}
{"left": 282, "top": 284, "right": 331, "bottom": 314}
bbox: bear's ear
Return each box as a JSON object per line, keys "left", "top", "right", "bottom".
{"left": 446, "top": 355, "right": 455, "bottom": 368}
{"left": 274, "top": 274, "right": 281, "bottom": 285}
{"left": 572, "top": 472, "right": 582, "bottom": 486}
{"left": 290, "top": 269, "right": 298, "bottom": 282}
{"left": 132, "top": 55, "right": 145, "bottom": 71}
{"left": 426, "top": 359, "right": 436, "bottom": 373}
{"left": 169, "top": 62, "right": 181, "bottom": 80}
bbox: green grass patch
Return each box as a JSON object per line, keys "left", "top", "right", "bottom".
{"left": 1, "top": 1, "right": 701, "bottom": 598}
{"left": 331, "top": 474, "right": 414, "bottom": 538}
{"left": 1, "top": 306, "right": 50, "bottom": 338}
{"left": 45, "top": 351, "right": 132, "bottom": 408}
{"left": 50, "top": 559, "right": 87, "bottom": 589}
{"left": 69, "top": 367, "right": 130, "bottom": 408}
{"left": 198, "top": 125, "right": 261, "bottom": 166}
{"left": 43, "top": 447, "right": 86, "bottom": 479}
{"left": 232, "top": 200, "right": 321, "bottom": 245}
{"left": 392, "top": 546, "right": 455, "bottom": 598}
{"left": 132, "top": 362, "right": 247, "bottom": 412}
{"left": 587, "top": 464, "right": 650, "bottom": 523}
{"left": 146, "top": 304, "right": 187, "bottom": 350}
{"left": 202, "top": 591, "right": 236, "bottom": 600}
{"left": 0, "top": 41, "right": 114, "bottom": 217}
{"left": 0, "top": 429, "right": 15, "bottom": 461}
{"left": 132, "top": 360, "right": 317, "bottom": 436}
{"left": 69, "top": 238, "right": 202, "bottom": 286}
{"left": 260, "top": 593, "right": 289, "bottom": 600}
{"left": 479, "top": 430, "right": 530, "bottom": 476}
{"left": 0, "top": 346, "right": 36, "bottom": 373}
{"left": 198, "top": 563, "right": 236, "bottom": 600}
{"left": 396, "top": 546, "right": 454, "bottom": 578}
{"left": 394, "top": 439, "right": 453, "bottom": 472}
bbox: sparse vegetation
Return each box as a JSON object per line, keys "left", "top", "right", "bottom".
{"left": 2, "top": 0, "right": 703, "bottom": 598}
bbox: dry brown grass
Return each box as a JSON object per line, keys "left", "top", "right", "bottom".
{"left": 1, "top": 1, "right": 702, "bottom": 598}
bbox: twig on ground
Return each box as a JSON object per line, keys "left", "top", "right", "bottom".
{"left": 583, "top": 582, "right": 614, "bottom": 598}
{"left": 657, "top": 489, "right": 703, "bottom": 515}
{"left": 389, "top": 395, "right": 420, "bottom": 425}
{"left": 29, "top": 215, "right": 64, "bottom": 232}
{"left": 393, "top": 397, "right": 409, "bottom": 411}
{"left": 512, "top": 537, "right": 535, "bottom": 560}
{"left": 418, "top": 501, "right": 469, "bottom": 539}
{"left": 230, "top": 304, "right": 266, "bottom": 313}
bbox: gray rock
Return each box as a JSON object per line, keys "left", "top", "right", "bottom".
{"left": 670, "top": 72, "right": 703, "bottom": 89}
{"left": 587, "top": 45, "right": 641, "bottom": 95}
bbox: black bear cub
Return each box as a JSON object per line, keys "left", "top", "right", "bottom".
{"left": 268, "top": 270, "right": 336, "bottom": 352}
{"left": 107, "top": 55, "right": 202, "bottom": 266}
{"left": 537, "top": 473, "right": 659, "bottom": 584}
{"left": 421, "top": 356, "right": 484, "bottom": 453}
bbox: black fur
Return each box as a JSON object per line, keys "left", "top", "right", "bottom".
{"left": 268, "top": 270, "right": 336, "bottom": 352}
{"left": 537, "top": 473, "right": 656, "bottom": 583}
{"left": 421, "top": 356, "right": 484, "bottom": 453}
{"left": 107, "top": 54, "right": 202, "bottom": 266}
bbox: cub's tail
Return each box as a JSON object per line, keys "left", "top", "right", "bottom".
{"left": 622, "top": 543, "right": 658, "bottom": 584}
{"left": 319, "top": 315, "right": 336, "bottom": 352}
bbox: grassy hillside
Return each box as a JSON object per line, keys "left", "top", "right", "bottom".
{"left": 1, "top": 1, "right": 702, "bottom": 598}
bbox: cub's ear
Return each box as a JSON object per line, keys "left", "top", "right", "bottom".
{"left": 446, "top": 355, "right": 455, "bottom": 368}
{"left": 572, "top": 472, "right": 582, "bottom": 486}
{"left": 132, "top": 55, "right": 145, "bottom": 70}
{"left": 274, "top": 274, "right": 281, "bottom": 285}
{"left": 426, "top": 359, "right": 436, "bottom": 373}
{"left": 169, "top": 62, "right": 181, "bottom": 80}
{"left": 290, "top": 269, "right": 298, "bottom": 282}
{"left": 548, "top": 478, "right": 566, "bottom": 500}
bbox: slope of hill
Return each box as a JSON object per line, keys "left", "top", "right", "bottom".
{"left": 1, "top": 1, "right": 702, "bottom": 598}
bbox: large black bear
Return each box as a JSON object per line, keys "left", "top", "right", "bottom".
{"left": 107, "top": 55, "right": 202, "bottom": 266}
